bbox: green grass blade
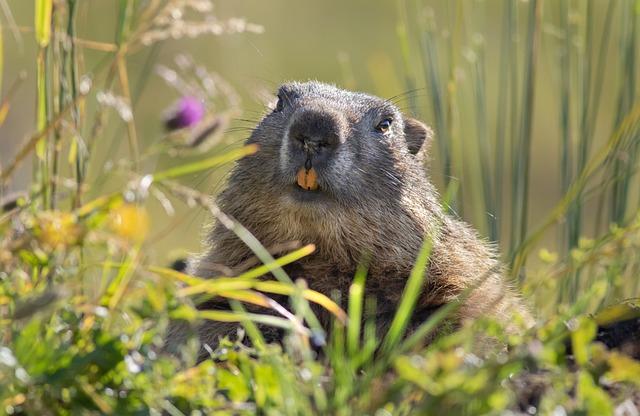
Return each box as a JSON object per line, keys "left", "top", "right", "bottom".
{"left": 395, "top": 0, "right": 417, "bottom": 114}
{"left": 609, "top": 1, "right": 639, "bottom": 225}
{"left": 419, "top": 19, "right": 451, "bottom": 187}
{"left": 512, "top": 0, "right": 541, "bottom": 262}
{"left": 34, "top": 0, "right": 52, "bottom": 47}
{"left": 253, "top": 281, "right": 347, "bottom": 323}
{"left": 233, "top": 244, "right": 316, "bottom": 280}
{"left": 472, "top": 41, "right": 496, "bottom": 240}
{"left": 380, "top": 233, "right": 434, "bottom": 354}
{"left": 493, "top": 0, "right": 512, "bottom": 244}
{"left": 347, "top": 263, "right": 367, "bottom": 357}
{"left": 507, "top": 0, "right": 520, "bottom": 254}
{"left": 197, "top": 309, "right": 301, "bottom": 332}
{"left": 229, "top": 300, "right": 266, "bottom": 351}
{"left": 152, "top": 144, "right": 258, "bottom": 181}
{"left": 116, "top": 0, "right": 134, "bottom": 46}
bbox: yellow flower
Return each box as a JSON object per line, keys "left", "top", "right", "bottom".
{"left": 36, "top": 211, "right": 83, "bottom": 250}
{"left": 538, "top": 248, "right": 558, "bottom": 264}
{"left": 108, "top": 204, "right": 149, "bottom": 242}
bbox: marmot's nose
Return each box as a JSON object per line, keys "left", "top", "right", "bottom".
{"left": 288, "top": 109, "right": 342, "bottom": 153}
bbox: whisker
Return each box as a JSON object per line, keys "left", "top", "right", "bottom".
{"left": 224, "top": 128, "right": 255, "bottom": 134}
{"left": 384, "top": 87, "right": 427, "bottom": 104}
{"left": 234, "top": 118, "right": 262, "bottom": 124}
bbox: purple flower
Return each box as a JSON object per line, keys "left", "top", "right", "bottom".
{"left": 164, "top": 96, "right": 205, "bottom": 131}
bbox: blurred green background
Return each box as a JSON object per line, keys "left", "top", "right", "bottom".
{"left": 1, "top": 0, "right": 637, "bottom": 274}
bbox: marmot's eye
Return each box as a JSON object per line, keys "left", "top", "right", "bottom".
{"left": 274, "top": 95, "right": 285, "bottom": 113}
{"left": 375, "top": 118, "right": 393, "bottom": 133}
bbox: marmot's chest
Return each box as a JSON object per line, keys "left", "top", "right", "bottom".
{"left": 282, "top": 259, "right": 411, "bottom": 307}
{"left": 280, "top": 259, "right": 446, "bottom": 334}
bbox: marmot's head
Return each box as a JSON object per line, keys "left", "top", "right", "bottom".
{"left": 235, "top": 81, "right": 433, "bottom": 217}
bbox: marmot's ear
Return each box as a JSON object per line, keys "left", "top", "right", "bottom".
{"left": 403, "top": 118, "right": 433, "bottom": 158}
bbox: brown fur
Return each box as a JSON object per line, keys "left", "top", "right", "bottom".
{"left": 170, "top": 81, "right": 532, "bottom": 355}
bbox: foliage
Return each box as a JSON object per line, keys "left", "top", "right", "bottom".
{"left": 0, "top": 0, "right": 639, "bottom": 414}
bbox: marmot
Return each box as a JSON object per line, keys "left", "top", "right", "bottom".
{"left": 176, "top": 81, "right": 532, "bottom": 354}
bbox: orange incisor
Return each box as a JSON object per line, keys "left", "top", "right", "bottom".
{"left": 296, "top": 167, "right": 319, "bottom": 191}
